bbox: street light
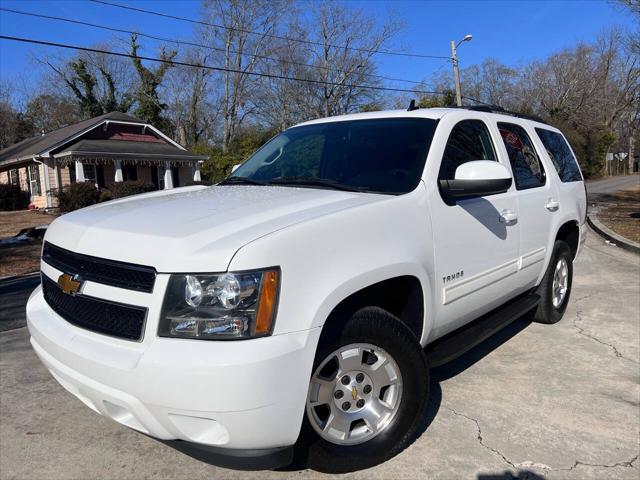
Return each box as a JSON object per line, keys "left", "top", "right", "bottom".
{"left": 450, "top": 34, "right": 473, "bottom": 107}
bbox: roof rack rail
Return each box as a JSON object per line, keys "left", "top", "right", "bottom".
{"left": 455, "top": 105, "right": 548, "bottom": 124}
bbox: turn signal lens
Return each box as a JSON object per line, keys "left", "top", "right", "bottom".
{"left": 254, "top": 270, "right": 279, "bottom": 336}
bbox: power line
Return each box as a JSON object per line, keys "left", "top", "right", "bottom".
{"left": 88, "top": 0, "right": 451, "bottom": 60}
{"left": 0, "top": 35, "right": 448, "bottom": 97}
{"left": 0, "top": 6, "right": 429, "bottom": 86}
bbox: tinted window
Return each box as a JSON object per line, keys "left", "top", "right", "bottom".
{"left": 498, "top": 122, "right": 545, "bottom": 189}
{"left": 439, "top": 120, "right": 497, "bottom": 180}
{"left": 233, "top": 118, "right": 438, "bottom": 194}
{"left": 535, "top": 128, "right": 582, "bottom": 182}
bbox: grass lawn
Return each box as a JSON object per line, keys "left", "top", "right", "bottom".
{"left": 0, "top": 210, "right": 58, "bottom": 277}
{"left": 597, "top": 185, "right": 640, "bottom": 244}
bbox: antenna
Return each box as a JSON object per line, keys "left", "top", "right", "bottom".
{"left": 407, "top": 99, "right": 419, "bottom": 111}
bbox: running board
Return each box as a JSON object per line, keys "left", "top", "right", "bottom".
{"left": 426, "top": 294, "right": 540, "bottom": 368}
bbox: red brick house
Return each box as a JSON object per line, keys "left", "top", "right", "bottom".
{"left": 0, "top": 112, "right": 208, "bottom": 209}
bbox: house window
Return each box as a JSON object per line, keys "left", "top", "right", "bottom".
{"left": 122, "top": 165, "right": 138, "bottom": 181}
{"left": 8, "top": 168, "right": 19, "bottom": 186}
{"left": 157, "top": 165, "right": 165, "bottom": 189}
{"left": 28, "top": 164, "right": 41, "bottom": 196}
{"left": 83, "top": 164, "right": 97, "bottom": 184}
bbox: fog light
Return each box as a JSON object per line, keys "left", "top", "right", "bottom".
{"left": 201, "top": 317, "right": 247, "bottom": 336}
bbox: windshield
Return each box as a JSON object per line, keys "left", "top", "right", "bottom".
{"left": 229, "top": 118, "right": 438, "bottom": 194}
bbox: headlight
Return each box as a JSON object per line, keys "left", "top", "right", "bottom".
{"left": 159, "top": 268, "right": 280, "bottom": 340}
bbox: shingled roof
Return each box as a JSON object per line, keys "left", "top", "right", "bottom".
{"left": 0, "top": 112, "right": 194, "bottom": 166}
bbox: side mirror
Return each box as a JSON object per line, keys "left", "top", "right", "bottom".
{"left": 439, "top": 161, "right": 512, "bottom": 199}
{"left": 231, "top": 164, "right": 241, "bottom": 173}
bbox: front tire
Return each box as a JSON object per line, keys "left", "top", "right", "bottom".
{"left": 532, "top": 240, "right": 573, "bottom": 324}
{"left": 295, "top": 307, "right": 429, "bottom": 473}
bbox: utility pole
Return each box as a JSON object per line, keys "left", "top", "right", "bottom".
{"left": 451, "top": 41, "right": 462, "bottom": 107}
{"left": 450, "top": 34, "right": 472, "bottom": 107}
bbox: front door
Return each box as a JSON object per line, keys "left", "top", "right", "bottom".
{"left": 428, "top": 115, "right": 520, "bottom": 337}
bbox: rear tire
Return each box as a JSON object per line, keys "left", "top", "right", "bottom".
{"left": 295, "top": 307, "right": 429, "bottom": 473}
{"left": 532, "top": 240, "right": 573, "bottom": 324}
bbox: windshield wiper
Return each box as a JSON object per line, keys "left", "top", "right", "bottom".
{"left": 268, "top": 176, "right": 364, "bottom": 192}
{"left": 218, "top": 176, "right": 268, "bottom": 186}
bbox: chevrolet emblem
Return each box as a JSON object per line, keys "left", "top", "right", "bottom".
{"left": 57, "top": 273, "right": 82, "bottom": 295}
{"left": 352, "top": 387, "right": 358, "bottom": 400}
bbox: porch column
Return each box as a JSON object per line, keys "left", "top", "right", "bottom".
{"left": 193, "top": 162, "right": 201, "bottom": 182}
{"left": 74, "top": 160, "right": 85, "bottom": 182}
{"left": 163, "top": 161, "right": 174, "bottom": 189}
{"left": 114, "top": 159, "right": 123, "bottom": 182}
{"left": 43, "top": 158, "right": 52, "bottom": 209}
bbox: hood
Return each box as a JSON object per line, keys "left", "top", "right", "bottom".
{"left": 45, "top": 185, "right": 386, "bottom": 272}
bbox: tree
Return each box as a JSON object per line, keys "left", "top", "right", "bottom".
{"left": 43, "top": 48, "right": 134, "bottom": 119}
{"left": 129, "top": 33, "right": 177, "bottom": 129}
{"left": 304, "top": 1, "right": 400, "bottom": 118}
{"left": 25, "top": 94, "right": 81, "bottom": 134}
{"left": 200, "top": 124, "right": 276, "bottom": 182}
{"left": 164, "top": 49, "right": 218, "bottom": 148}
{"left": 200, "top": 0, "right": 290, "bottom": 152}
{"left": 0, "top": 82, "right": 33, "bottom": 148}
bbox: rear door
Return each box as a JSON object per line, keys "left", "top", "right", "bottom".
{"left": 494, "top": 120, "right": 558, "bottom": 289}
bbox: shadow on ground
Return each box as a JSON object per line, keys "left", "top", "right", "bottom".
{"left": 0, "top": 274, "right": 40, "bottom": 332}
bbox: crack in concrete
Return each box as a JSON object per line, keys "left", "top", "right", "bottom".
{"left": 443, "top": 405, "right": 517, "bottom": 469}
{"left": 445, "top": 405, "right": 639, "bottom": 476}
{"left": 560, "top": 454, "right": 639, "bottom": 472}
{"left": 571, "top": 294, "right": 640, "bottom": 365}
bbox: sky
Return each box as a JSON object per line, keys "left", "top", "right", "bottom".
{"left": 0, "top": 0, "right": 636, "bottom": 102}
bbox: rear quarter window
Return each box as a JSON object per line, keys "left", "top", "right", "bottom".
{"left": 535, "top": 128, "right": 583, "bottom": 182}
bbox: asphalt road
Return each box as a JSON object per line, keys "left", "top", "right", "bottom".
{"left": 0, "top": 274, "right": 40, "bottom": 332}
{"left": 586, "top": 175, "right": 639, "bottom": 202}
{"left": 1, "top": 231, "right": 638, "bottom": 480}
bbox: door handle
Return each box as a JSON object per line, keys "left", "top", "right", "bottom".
{"left": 499, "top": 209, "right": 518, "bottom": 224}
{"left": 545, "top": 198, "right": 560, "bottom": 212}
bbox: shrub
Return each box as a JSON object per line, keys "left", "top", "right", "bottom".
{"left": 0, "top": 184, "right": 30, "bottom": 211}
{"left": 53, "top": 181, "right": 100, "bottom": 212}
{"left": 108, "top": 180, "right": 155, "bottom": 199}
{"left": 98, "top": 188, "right": 113, "bottom": 203}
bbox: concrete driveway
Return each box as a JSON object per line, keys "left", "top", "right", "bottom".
{"left": 1, "top": 231, "right": 638, "bottom": 480}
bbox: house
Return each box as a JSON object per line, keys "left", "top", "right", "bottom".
{"left": 0, "top": 112, "right": 208, "bottom": 209}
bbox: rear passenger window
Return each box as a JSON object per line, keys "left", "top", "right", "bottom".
{"left": 439, "top": 120, "right": 497, "bottom": 180}
{"left": 535, "top": 128, "right": 582, "bottom": 182}
{"left": 498, "top": 122, "right": 545, "bottom": 189}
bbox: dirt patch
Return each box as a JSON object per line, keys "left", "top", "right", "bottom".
{"left": 596, "top": 186, "right": 640, "bottom": 244}
{"left": 0, "top": 210, "right": 57, "bottom": 237}
{"left": 0, "top": 243, "right": 44, "bottom": 277}
{"left": 0, "top": 210, "right": 58, "bottom": 277}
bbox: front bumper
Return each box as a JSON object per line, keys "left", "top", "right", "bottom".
{"left": 27, "top": 286, "right": 321, "bottom": 453}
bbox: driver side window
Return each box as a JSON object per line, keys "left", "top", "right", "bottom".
{"left": 439, "top": 120, "right": 497, "bottom": 180}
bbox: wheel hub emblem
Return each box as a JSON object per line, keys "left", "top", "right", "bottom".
{"left": 351, "top": 387, "right": 358, "bottom": 400}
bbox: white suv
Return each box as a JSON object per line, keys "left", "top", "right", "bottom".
{"left": 27, "top": 106, "right": 587, "bottom": 473}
